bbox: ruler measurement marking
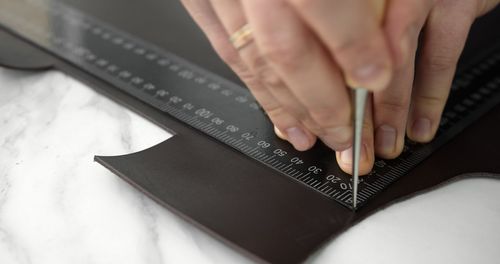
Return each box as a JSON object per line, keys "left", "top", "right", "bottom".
{"left": 298, "top": 173, "right": 310, "bottom": 180}
{"left": 234, "top": 141, "right": 245, "bottom": 149}
{"left": 4, "top": 0, "right": 500, "bottom": 209}
{"left": 284, "top": 167, "right": 294, "bottom": 174}
{"left": 259, "top": 154, "right": 269, "bottom": 161}
{"left": 295, "top": 172, "right": 304, "bottom": 178}
{"left": 300, "top": 175, "right": 311, "bottom": 182}
{"left": 290, "top": 170, "right": 300, "bottom": 177}
{"left": 358, "top": 192, "right": 370, "bottom": 201}
{"left": 336, "top": 191, "right": 351, "bottom": 200}
{"left": 239, "top": 144, "right": 250, "bottom": 151}
{"left": 264, "top": 155, "right": 276, "bottom": 162}
{"left": 332, "top": 191, "right": 343, "bottom": 199}
{"left": 362, "top": 183, "right": 381, "bottom": 194}
{"left": 277, "top": 163, "right": 288, "bottom": 170}
{"left": 220, "top": 134, "right": 231, "bottom": 141}
{"left": 205, "top": 126, "right": 217, "bottom": 134}
{"left": 242, "top": 145, "right": 253, "bottom": 153}
{"left": 321, "top": 186, "right": 332, "bottom": 193}
{"left": 255, "top": 152, "right": 266, "bottom": 159}
{"left": 319, "top": 185, "right": 330, "bottom": 193}
{"left": 326, "top": 188, "right": 337, "bottom": 197}
{"left": 248, "top": 148, "right": 259, "bottom": 156}
{"left": 358, "top": 189, "right": 373, "bottom": 198}
{"left": 309, "top": 179, "right": 319, "bottom": 186}
{"left": 312, "top": 180, "right": 321, "bottom": 188}
{"left": 213, "top": 129, "right": 225, "bottom": 138}
{"left": 369, "top": 181, "right": 385, "bottom": 190}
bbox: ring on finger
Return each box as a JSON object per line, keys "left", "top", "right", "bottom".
{"left": 229, "top": 23, "right": 254, "bottom": 50}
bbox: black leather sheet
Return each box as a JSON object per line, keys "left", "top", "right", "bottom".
{"left": 1, "top": 1, "right": 499, "bottom": 263}
{"left": 0, "top": 29, "right": 53, "bottom": 70}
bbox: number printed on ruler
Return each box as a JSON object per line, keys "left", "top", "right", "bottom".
{"left": 2, "top": 0, "right": 500, "bottom": 208}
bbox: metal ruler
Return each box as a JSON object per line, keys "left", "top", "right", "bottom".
{"left": 1, "top": 0, "right": 499, "bottom": 209}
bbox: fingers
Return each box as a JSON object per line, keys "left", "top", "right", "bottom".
{"left": 383, "top": 0, "right": 434, "bottom": 67}
{"left": 373, "top": 0, "right": 432, "bottom": 158}
{"left": 209, "top": 0, "right": 317, "bottom": 151}
{"left": 242, "top": 0, "right": 352, "bottom": 150}
{"left": 408, "top": 1, "right": 476, "bottom": 142}
{"left": 373, "top": 64, "right": 413, "bottom": 158}
{"left": 181, "top": 0, "right": 244, "bottom": 75}
{"left": 287, "top": 0, "right": 393, "bottom": 91}
{"left": 336, "top": 96, "right": 375, "bottom": 175}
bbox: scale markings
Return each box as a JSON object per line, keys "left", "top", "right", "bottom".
{"left": 2, "top": 0, "right": 499, "bottom": 209}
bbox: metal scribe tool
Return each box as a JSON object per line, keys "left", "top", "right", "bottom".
{"left": 352, "top": 88, "right": 368, "bottom": 208}
{"left": 352, "top": 0, "right": 386, "bottom": 209}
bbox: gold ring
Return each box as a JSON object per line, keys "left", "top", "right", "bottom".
{"left": 229, "top": 24, "right": 253, "bottom": 50}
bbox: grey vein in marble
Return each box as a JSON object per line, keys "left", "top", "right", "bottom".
{"left": 0, "top": 67, "right": 499, "bottom": 264}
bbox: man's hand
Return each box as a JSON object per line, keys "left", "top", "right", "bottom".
{"left": 181, "top": 0, "right": 500, "bottom": 175}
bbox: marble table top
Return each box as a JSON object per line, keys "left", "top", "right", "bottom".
{"left": 1, "top": 67, "right": 499, "bottom": 264}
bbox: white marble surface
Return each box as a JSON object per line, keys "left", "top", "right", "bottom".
{"left": 0, "top": 67, "right": 499, "bottom": 264}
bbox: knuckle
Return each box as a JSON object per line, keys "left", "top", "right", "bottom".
{"left": 216, "top": 47, "right": 241, "bottom": 67}
{"left": 258, "top": 66, "right": 286, "bottom": 89}
{"left": 243, "top": 53, "right": 286, "bottom": 89}
{"left": 265, "top": 104, "right": 285, "bottom": 119}
{"left": 258, "top": 97, "right": 282, "bottom": 115}
{"left": 265, "top": 105, "right": 299, "bottom": 127}
{"left": 218, "top": 53, "right": 264, "bottom": 92}
{"left": 333, "top": 35, "right": 376, "bottom": 61}
{"left": 307, "top": 106, "right": 356, "bottom": 149}
{"left": 283, "top": 102, "right": 310, "bottom": 122}
{"left": 304, "top": 123, "right": 323, "bottom": 136}
{"left": 308, "top": 106, "right": 345, "bottom": 127}
{"left": 260, "top": 41, "right": 306, "bottom": 71}
{"left": 265, "top": 104, "right": 289, "bottom": 124}
{"left": 244, "top": 79, "right": 268, "bottom": 96}
{"left": 230, "top": 66, "right": 266, "bottom": 94}
{"left": 237, "top": 69, "right": 259, "bottom": 87}
{"left": 266, "top": 101, "right": 309, "bottom": 125}
{"left": 320, "top": 125, "right": 352, "bottom": 148}
{"left": 415, "top": 93, "right": 446, "bottom": 108}
{"left": 300, "top": 117, "right": 323, "bottom": 135}
{"left": 377, "top": 99, "right": 409, "bottom": 114}
{"left": 333, "top": 37, "right": 389, "bottom": 78}
{"left": 245, "top": 53, "right": 267, "bottom": 73}
{"left": 424, "top": 53, "right": 457, "bottom": 73}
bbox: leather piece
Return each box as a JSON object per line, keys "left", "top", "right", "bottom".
{"left": 96, "top": 135, "right": 354, "bottom": 264}
{"left": 95, "top": 99, "right": 500, "bottom": 263}
{"left": 0, "top": 29, "right": 54, "bottom": 70}
{"left": 0, "top": 0, "right": 499, "bottom": 263}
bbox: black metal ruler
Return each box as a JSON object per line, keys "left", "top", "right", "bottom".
{"left": 1, "top": 0, "right": 499, "bottom": 209}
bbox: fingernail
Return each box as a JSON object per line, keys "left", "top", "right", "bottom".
{"left": 348, "top": 63, "right": 391, "bottom": 91}
{"left": 375, "top": 125, "right": 396, "bottom": 154}
{"left": 274, "top": 126, "right": 286, "bottom": 140}
{"left": 411, "top": 118, "right": 432, "bottom": 141}
{"left": 339, "top": 144, "right": 368, "bottom": 166}
{"left": 340, "top": 147, "right": 353, "bottom": 165}
{"left": 286, "top": 127, "right": 310, "bottom": 151}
